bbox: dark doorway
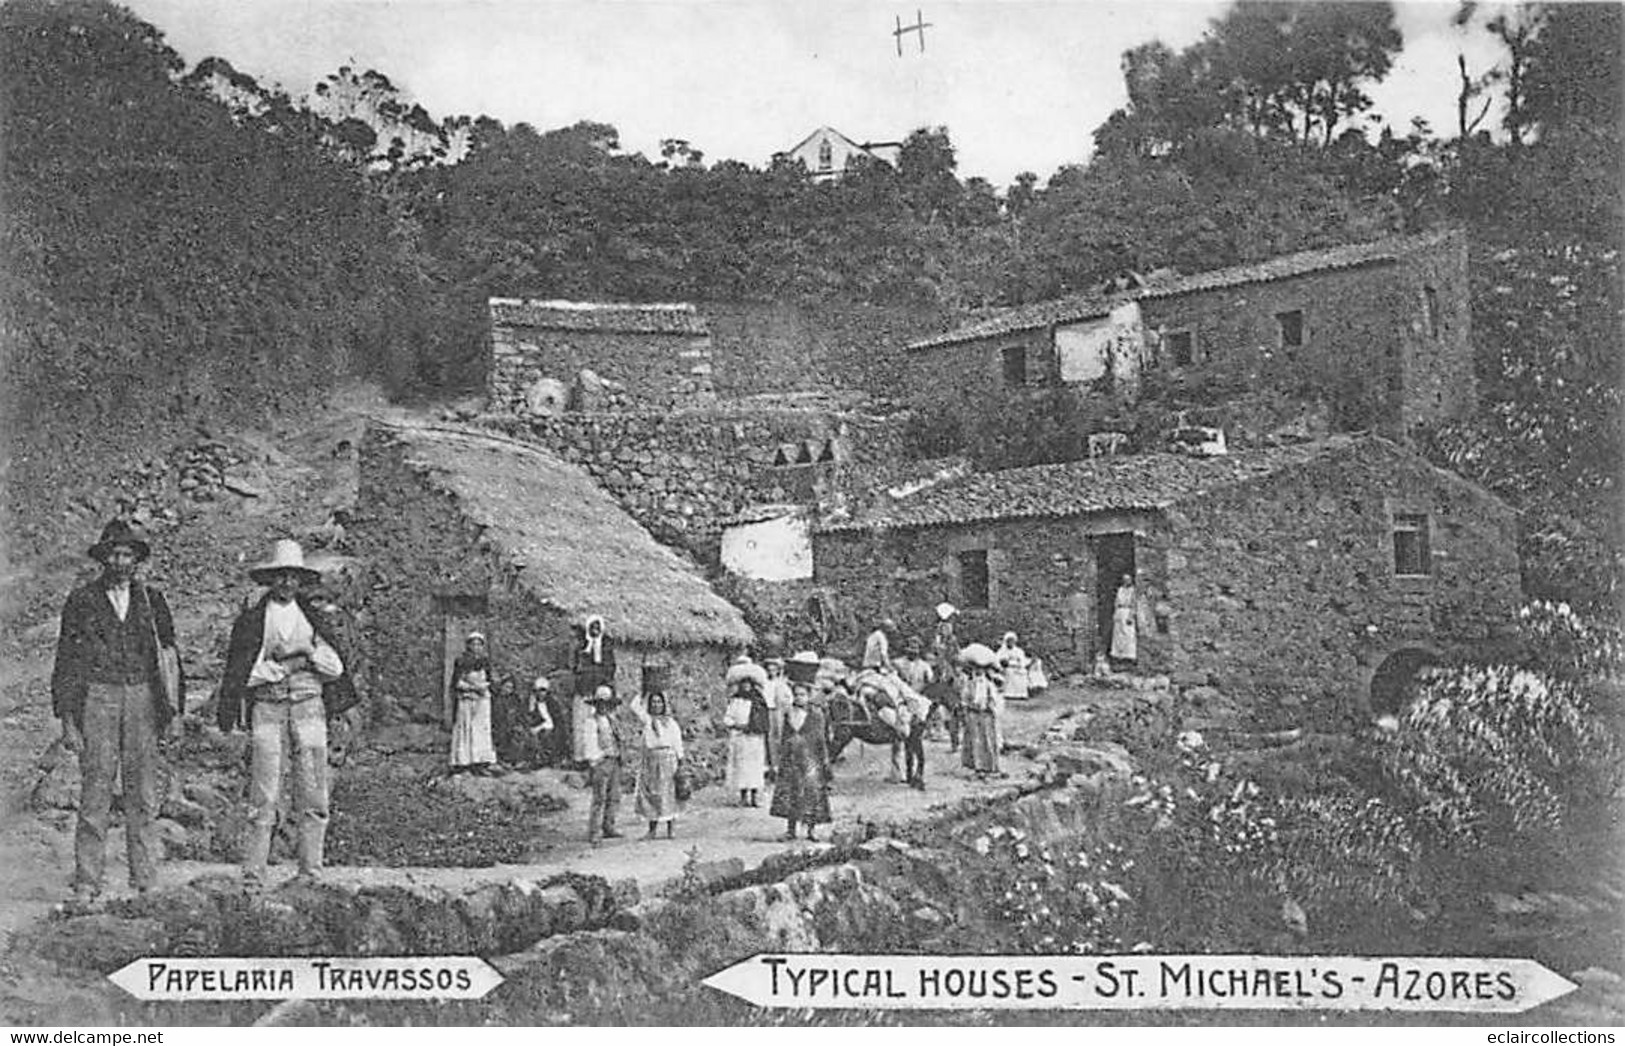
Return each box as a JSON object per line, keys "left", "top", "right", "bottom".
{"left": 1369, "top": 647, "right": 1438, "bottom": 718}
{"left": 1091, "top": 532, "right": 1136, "bottom": 658}
{"left": 434, "top": 593, "right": 489, "bottom": 725}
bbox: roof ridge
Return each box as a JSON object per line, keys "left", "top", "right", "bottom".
{"left": 910, "top": 228, "right": 1467, "bottom": 351}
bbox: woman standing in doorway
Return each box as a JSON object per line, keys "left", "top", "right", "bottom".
{"left": 449, "top": 632, "right": 500, "bottom": 776}
{"left": 1111, "top": 575, "right": 1138, "bottom": 669}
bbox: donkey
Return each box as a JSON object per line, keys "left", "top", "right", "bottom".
{"left": 825, "top": 679, "right": 935, "bottom": 789}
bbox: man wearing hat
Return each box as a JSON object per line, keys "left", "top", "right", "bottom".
{"left": 580, "top": 685, "right": 625, "bottom": 843}
{"left": 51, "top": 520, "right": 185, "bottom": 912}
{"left": 218, "top": 539, "right": 349, "bottom": 890}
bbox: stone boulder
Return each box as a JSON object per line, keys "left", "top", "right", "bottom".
{"left": 36, "top": 914, "right": 170, "bottom": 973}
{"left": 1039, "top": 742, "right": 1137, "bottom": 785}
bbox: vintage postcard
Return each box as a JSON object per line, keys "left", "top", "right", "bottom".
{"left": 1, "top": 0, "right": 1620, "bottom": 1032}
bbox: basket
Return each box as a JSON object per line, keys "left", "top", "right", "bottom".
{"left": 785, "top": 652, "right": 821, "bottom": 685}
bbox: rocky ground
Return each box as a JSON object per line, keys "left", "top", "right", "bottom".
{"left": 2, "top": 383, "right": 1621, "bottom": 1027}
{"left": 0, "top": 383, "right": 1065, "bottom": 1022}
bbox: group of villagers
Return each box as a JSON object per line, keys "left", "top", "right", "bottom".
{"left": 446, "top": 615, "right": 688, "bottom": 843}
{"left": 443, "top": 602, "right": 1050, "bottom": 847}
{"left": 865, "top": 602, "right": 1049, "bottom": 784}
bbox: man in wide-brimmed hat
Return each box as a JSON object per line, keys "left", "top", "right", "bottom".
{"left": 51, "top": 520, "right": 185, "bottom": 912}
{"left": 581, "top": 685, "right": 624, "bottom": 843}
{"left": 218, "top": 539, "right": 350, "bottom": 891}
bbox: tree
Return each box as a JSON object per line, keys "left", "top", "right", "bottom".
{"left": 1208, "top": 2, "right": 1403, "bottom": 145}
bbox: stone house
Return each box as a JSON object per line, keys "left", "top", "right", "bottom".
{"left": 776, "top": 126, "right": 900, "bottom": 182}
{"left": 905, "top": 229, "right": 1473, "bottom": 440}
{"left": 355, "top": 421, "right": 752, "bottom": 723}
{"left": 813, "top": 435, "right": 1519, "bottom": 728}
{"left": 487, "top": 298, "right": 716, "bottom": 413}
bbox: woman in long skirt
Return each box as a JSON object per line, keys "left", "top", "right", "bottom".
{"left": 449, "top": 632, "right": 499, "bottom": 775}
{"left": 1110, "top": 575, "right": 1138, "bottom": 668}
{"left": 958, "top": 651, "right": 1002, "bottom": 778}
{"left": 769, "top": 684, "right": 832, "bottom": 840}
{"left": 997, "top": 632, "right": 1030, "bottom": 700}
{"left": 723, "top": 665, "right": 770, "bottom": 806}
{"left": 631, "top": 691, "right": 685, "bottom": 839}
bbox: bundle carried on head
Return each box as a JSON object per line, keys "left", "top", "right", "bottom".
{"left": 958, "top": 642, "right": 998, "bottom": 669}
{"left": 785, "top": 651, "right": 822, "bottom": 685}
{"left": 726, "top": 660, "right": 769, "bottom": 692}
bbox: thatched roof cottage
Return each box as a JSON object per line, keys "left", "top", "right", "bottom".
{"left": 356, "top": 420, "right": 752, "bottom": 722}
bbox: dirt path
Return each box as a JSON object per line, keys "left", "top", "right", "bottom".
{"left": 23, "top": 701, "right": 1056, "bottom": 905}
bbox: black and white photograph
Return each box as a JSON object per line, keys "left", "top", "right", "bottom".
{"left": 0, "top": 0, "right": 1620, "bottom": 1032}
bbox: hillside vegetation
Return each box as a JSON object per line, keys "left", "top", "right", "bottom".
{"left": 1, "top": 0, "right": 1618, "bottom": 610}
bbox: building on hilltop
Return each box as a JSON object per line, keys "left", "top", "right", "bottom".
{"left": 813, "top": 434, "right": 1518, "bottom": 729}
{"left": 906, "top": 229, "right": 1473, "bottom": 442}
{"left": 488, "top": 298, "right": 716, "bottom": 414}
{"left": 775, "top": 126, "right": 901, "bottom": 182}
{"left": 355, "top": 420, "right": 752, "bottom": 723}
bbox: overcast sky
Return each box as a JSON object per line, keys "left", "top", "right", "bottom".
{"left": 124, "top": 0, "right": 1506, "bottom": 186}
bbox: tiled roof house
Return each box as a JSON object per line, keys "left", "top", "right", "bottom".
{"left": 814, "top": 435, "right": 1519, "bottom": 728}
{"left": 905, "top": 229, "right": 1474, "bottom": 438}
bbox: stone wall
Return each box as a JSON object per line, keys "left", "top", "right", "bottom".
{"left": 1137, "top": 259, "right": 1405, "bottom": 434}
{"left": 354, "top": 427, "right": 733, "bottom": 723}
{"left": 483, "top": 408, "right": 909, "bottom": 555}
{"left": 815, "top": 441, "right": 1520, "bottom": 728}
{"left": 489, "top": 326, "right": 715, "bottom": 413}
{"left": 701, "top": 300, "right": 945, "bottom": 397}
{"left": 1393, "top": 231, "right": 1474, "bottom": 431}
{"left": 1163, "top": 440, "right": 1520, "bottom": 727}
{"left": 813, "top": 511, "right": 1165, "bottom": 669}
{"left": 905, "top": 244, "right": 1475, "bottom": 444}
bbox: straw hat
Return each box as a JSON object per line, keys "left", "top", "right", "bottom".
{"left": 935, "top": 602, "right": 958, "bottom": 622}
{"left": 88, "top": 519, "right": 151, "bottom": 563}
{"left": 248, "top": 539, "right": 322, "bottom": 586}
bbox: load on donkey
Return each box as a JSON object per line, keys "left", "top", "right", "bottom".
{"left": 802, "top": 654, "right": 936, "bottom": 791}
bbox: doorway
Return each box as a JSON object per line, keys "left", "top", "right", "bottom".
{"left": 435, "top": 593, "right": 489, "bottom": 725}
{"left": 1091, "top": 533, "right": 1136, "bottom": 658}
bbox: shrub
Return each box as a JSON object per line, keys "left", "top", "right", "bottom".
{"left": 1517, "top": 599, "right": 1625, "bottom": 683}
{"left": 1368, "top": 664, "right": 1621, "bottom": 845}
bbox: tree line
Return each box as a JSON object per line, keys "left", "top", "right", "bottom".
{"left": 1, "top": 0, "right": 1618, "bottom": 608}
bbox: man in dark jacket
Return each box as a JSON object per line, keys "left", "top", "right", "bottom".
{"left": 217, "top": 540, "right": 349, "bottom": 891}
{"left": 50, "top": 520, "right": 184, "bottom": 912}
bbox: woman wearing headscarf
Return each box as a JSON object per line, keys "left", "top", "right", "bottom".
{"left": 630, "top": 689, "right": 685, "bottom": 839}
{"left": 570, "top": 616, "right": 617, "bottom": 764}
{"left": 958, "top": 644, "right": 1002, "bottom": 778}
{"left": 1110, "top": 575, "right": 1138, "bottom": 668}
{"left": 449, "top": 632, "right": 500, "bottom": 776}
{"left": 769, "top": 682, "right": 832, "bottom": 841}
{"left": 723, "top": 659, "right": 771, "bottom": 807}
{"left": 997, "top": 632, "right": 1030, "bottom": 701}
